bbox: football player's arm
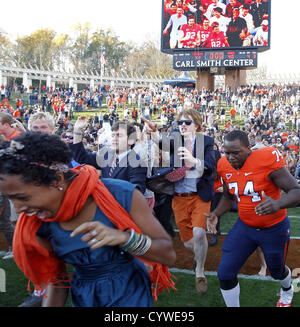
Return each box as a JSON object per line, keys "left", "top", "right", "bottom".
{"left": 213, "top": 182, "right": 236, "bottom": 217}
{"left": 255, "top": 167, "right": 300, "bottom": 215}
{"left": 204, "top": 183, "right": 235, "bottom": 227}
{"left": 205, "top": 182, "right": 236, "bottom": 233}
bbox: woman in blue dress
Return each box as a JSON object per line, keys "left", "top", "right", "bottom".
{"left": 0, "top": 133, "right": 176, "bottom": 307}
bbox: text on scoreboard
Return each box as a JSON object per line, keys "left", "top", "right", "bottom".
{"left": 173, "top": 50, "right": 258, "bottom": 70}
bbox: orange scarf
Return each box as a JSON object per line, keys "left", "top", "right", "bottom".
{"left": 12, "top": 165, "right": 176, "bottom": 300}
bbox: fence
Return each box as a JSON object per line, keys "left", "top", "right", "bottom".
{"left": 1, "top": 63, "right": 300, "bottom": 91}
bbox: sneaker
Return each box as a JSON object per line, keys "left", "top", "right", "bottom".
{"left": 276, "top": 285, "right": 294, "bottom": 307}
{"left": 195, "top": 276, "right": 208, "bottom": 295}
{"left": 2, "top": 251, "right": 13, "bottom": 260}
{"left": 0, "top": 251, "right": 7, "bottom": 257}
{"left": 208, "top": 234, "right": 218, "bottom": 246}
{"left": 18, "top": 294, "right": 43, "bottom": 307}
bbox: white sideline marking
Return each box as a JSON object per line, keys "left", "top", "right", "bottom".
{"left": 170, "top": 268, "right": 277, "bottom": 282}
{"left": 174, "top": 229, "right": 300, "bottom": 239}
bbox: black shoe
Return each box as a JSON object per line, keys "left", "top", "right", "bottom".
{"left": 18, "top": 294, "right": 43, "bottom": 307}
{"left": 208, "top": 234, "right": 218, "bottom": 246}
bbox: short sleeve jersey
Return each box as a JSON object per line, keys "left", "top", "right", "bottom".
{"left": 199, "top": 27, "right": 212, "bottom": 44}
{"left": 180, "top": 24, "right": 201, "bottom": 47}
{"left": 205, "top": 31, "right": 227, "bottom": 48}
{"left": 217, "top": 147, "right": 287, "bottom": 228}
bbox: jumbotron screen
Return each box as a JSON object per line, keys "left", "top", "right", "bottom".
{"left": 161, "top": 0, "right": 271, "bottom": 54}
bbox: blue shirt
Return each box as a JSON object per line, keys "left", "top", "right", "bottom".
{"left": 174, "top": 137, "right": 203, "bottom": 193}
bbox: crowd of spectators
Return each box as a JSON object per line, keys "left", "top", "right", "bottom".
{"left": 1, "top": 82, "right": 300, "bottom": 177}
{"left": 162, "top": 0, "right": 269, "bottom": 50}
{"left": 0, "top": 80, "right": 300, "bottom": 306}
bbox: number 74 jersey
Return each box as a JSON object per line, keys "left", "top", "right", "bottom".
{"left": 217, "top": 147, "right": 287, "bottom": 228}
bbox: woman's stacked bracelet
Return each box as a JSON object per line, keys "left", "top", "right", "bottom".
{"left": 120, "top": 228, "right": 152, "bottom": 256}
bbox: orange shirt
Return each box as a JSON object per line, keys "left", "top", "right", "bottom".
{"left": 230, "top": 108, "right": 236, "bottom": 116}
{"left": 288, "top": 145, "right": 298, "bottom": 153}
{"left": 13, "top": 110, "right": 21, "bottom": 118}
{"left": 253, "top": 109, "right": 260, "bottom": 116}
{"left": 218, "top": 147, "right": 287, "bottom": 228}
{"left": 280, "top": 133, "right": 289, "bottom": 143}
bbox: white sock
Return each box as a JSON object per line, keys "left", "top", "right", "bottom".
{"left": 280, "top": 267, "right": 292, "bottom": 290}
{"left": 33, "top": 289, "right": 46, "bottom": 297}
{"left": 221, "top": 283, "right": 240, "bottom": 307}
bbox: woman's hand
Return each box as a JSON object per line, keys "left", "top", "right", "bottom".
{"left": 70, "top": 221, "right": 129, "bottom": 250}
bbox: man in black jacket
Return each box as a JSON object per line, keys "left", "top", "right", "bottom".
{"left": 70, "top": 118, "right": 147, "bottom": 195}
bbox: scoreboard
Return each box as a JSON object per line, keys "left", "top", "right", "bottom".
{"left": 173, "top": 50, "right": 258, "bottom": 71}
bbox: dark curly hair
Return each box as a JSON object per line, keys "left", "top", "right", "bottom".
{"left": 0, "top": 132, "right": 76, "bottom": 186}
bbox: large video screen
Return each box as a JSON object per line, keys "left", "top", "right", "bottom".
{"left": 161, "top": 0, "right": 271, "bottom": 54}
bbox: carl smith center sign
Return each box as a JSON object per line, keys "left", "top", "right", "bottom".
{"left": 173, "top": 50, "right": 258, "bottom": 71}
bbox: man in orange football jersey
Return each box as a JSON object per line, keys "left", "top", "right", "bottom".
{"left": 204, "top": 21, "right": 229, "bottom": 48}
{"left": 206, "top": 130, "right": 300, "bottom": 307}
{"left": 179, "top": 16, "right": 201, "bottom": 48}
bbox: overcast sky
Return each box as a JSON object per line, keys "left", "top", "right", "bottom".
{"left": 1, "top": 0, "right": 298, "bottom": 75}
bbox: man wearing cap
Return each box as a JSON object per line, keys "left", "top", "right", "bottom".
{"left": 206, "top": 0, "right": 226, "bottom": 19}
{"left": 253, "top": 19, "right": 268, "bottom": 46}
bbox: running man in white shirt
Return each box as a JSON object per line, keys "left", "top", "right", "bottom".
{"left": 163, "top": 7, "right": 188, "bottom": 49}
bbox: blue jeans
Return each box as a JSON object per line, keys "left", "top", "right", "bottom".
{"left": 294, "top": 162, "right": 300, "bottom": 179}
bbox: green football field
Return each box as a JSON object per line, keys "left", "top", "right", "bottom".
{"left": 1, "top": 207, "right": 300, "bottom": 307}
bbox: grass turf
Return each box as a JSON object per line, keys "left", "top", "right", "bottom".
{"left": 0, "top": 259, "right": 296, "bottom": 307}
{"left": 1, "top": 206, "right": 300, "bottom": 307}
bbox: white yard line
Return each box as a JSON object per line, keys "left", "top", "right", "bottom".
{"left": 170, "top": 268, "right": 277, "bottom": 282}
{"left": 173, "top": 229, "right": 300, "bottom": 239}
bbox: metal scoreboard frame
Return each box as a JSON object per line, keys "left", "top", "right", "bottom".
{"left": 173, "top": 49, "right": 258, "bottom": 71}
